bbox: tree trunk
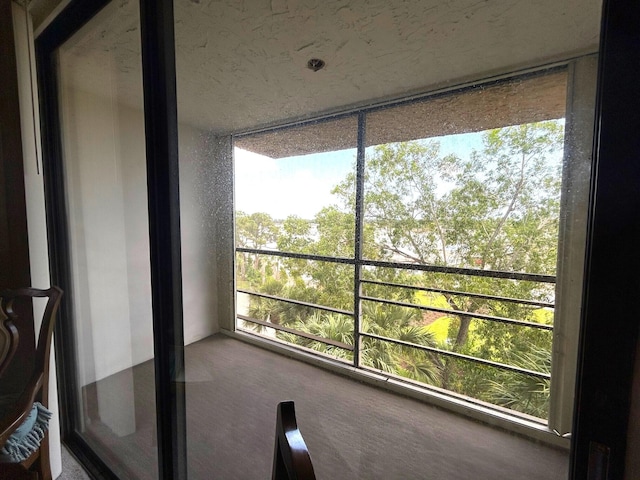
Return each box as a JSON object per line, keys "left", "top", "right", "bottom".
{"left": 443, "top": 294, "right": 473, "bottom": 350}
{"left": 441, "top": 294, "right": 474, "bottom": 390}
{"left": 453, "top": 315, "right": 472, "bottom": 350}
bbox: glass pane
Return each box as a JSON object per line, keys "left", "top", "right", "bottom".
{"left": 234, "top": 119, "right": 358, "bottom": 257}
{"left": 57, "top": 1, "right": 156, "bottom": 478}
{"left": 363, "top": 72, "right": 567, "bottom": 271}
{"left": 360, "top": 73, "right": 565, "bottom": 418}
{"left": 236, "top": 254, "right": 355, "bottom": 360}
{"left": 173, "top": 0, "right": 602, "bottom": 478}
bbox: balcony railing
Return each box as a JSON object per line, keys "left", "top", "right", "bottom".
{"left": 235, "top": 247, "right": 555, "bottom": 419}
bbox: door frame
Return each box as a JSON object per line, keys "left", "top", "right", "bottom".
{"left": 570, "top": 0, "right": 640, "bottom": 477}
{"left": 36, "top": 0, "right": 186, "bottom": 478}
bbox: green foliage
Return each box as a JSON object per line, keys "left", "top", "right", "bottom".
{"left": 486, "top": 346, "right": 551, "bottom": 418}
{"left": 360, "top": 302, "right": 442, "bottom": 384}
{"left": 277, "top": 313, "right": 354, "bottom": 361}
{"left": 236, "top": 211, "right": 278, "bottom": 249}
{"left": 425, "top": 317, "right": 452, "bottom": 343}
{"left": 234, "top": 121, "right": 565, "bottom": 418}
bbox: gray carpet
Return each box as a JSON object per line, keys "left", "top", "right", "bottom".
{"left": 77, "top": 334, "right": 568, "bottom": 479}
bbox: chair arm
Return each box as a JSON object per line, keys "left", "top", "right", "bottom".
{"left": 0, "top": 372, "right": 43, "bottom": 445}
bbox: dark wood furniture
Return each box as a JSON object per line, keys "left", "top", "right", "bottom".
{"left": 0, "top": 287, "right": 62, "bottom": 480}
{"left": 272, "top": 401, "right": 316, "bottom": 480}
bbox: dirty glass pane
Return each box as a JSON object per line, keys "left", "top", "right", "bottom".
{"left": 172, "top": 0, "right": 602, "bottom": 478}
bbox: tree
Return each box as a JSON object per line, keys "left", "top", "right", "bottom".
{"left": 334, "top": 121, "right": 563, "bottom": 415}
{"left": 333, "top": 121, "right": 562, "bottom": 350}
{"left": 235, "top": 211, "right": 279, "bottom": 249}
{"left": 279, "top": 303, "right": 441, "bottom": 384}
{"left": 235, "top": 120, "right": 565, "bottom": 417}
{"left": 360, "top": 302, "right": 442, "bottom": 384}
{"left": 236, "top": 211, "right": 280, "bottom": 287}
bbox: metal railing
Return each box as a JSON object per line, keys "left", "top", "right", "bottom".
{"left": 235, "top": 248, "right": 555, "bottom": 383}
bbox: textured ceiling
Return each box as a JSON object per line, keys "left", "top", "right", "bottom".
{"left": 236, "top": 70, "right": 567, "bottom": 158}
{"left": 56, "top": 0, "right": 601, "bottom": 135}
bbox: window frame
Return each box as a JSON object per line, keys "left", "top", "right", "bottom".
{"left": 230, "top": 62, "right": 595, "bottom": 445}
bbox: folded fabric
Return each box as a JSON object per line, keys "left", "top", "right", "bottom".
{"left": 0, "top": 402, "right": 52, "bottom": 463}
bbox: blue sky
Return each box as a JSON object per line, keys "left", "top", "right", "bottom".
{"left": 234, "top": 131, "right": 485, "bottom": 220}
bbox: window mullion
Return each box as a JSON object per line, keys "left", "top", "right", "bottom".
{"left": 353, "top": 112, "right": 366, "bottom": 367}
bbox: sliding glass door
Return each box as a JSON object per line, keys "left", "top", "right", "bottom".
{"left": 37, "top": 0, "right": 190, "bottom": 476}
{"left": 51, "top": 1, "right": 158, "bottom": 478}
{"left": 35, "top": 0, "right": 640, "bottom": 478}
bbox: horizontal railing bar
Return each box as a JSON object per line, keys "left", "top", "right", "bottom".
{"left": 235, "top": 248, "right": 556, "bottom": 283}
{"left": 236, "top": 248, "right": 354, "bottom": 265}
{"left": 237, "top": 289, "right": 354, "bottom": 317}
{"left": 360, "top": 295, "right": 553, "bottom": 331}
{"left": 361, "top": 279, "right": 555, "bottom": 308}
{"left": 361, "top": 259, "right": 556, "bottom": 283}
{"left": 238, "top": 314, "right": 355, "bottom": 351}
{"left": 360, "top": 332, "right": 551, "bottom": 380}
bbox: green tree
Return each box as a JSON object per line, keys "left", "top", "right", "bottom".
{"left": 360, "top": 302, "right": 442, "bottom": 384}
{"left": 235, "top": 211, "right": 280, "bottom": 287}
{"left": 235, "top": 121, "right": 564, "bottom": 417}
{"left": 280, "top": 303, "right": 441, "bottom": 384}
{"left": 333, "top": 121, "right": 563, "bottom": 351}
{"left": 330, "top": 121, "right": 563, "bottom": 416}
{"left": 236, "top": 211, "right": 279, "bottom": 249}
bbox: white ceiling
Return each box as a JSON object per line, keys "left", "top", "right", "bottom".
{"left": 51, "top": 0, "right": 602, "bottom": 135}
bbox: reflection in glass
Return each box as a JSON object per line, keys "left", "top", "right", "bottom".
{"left": 57, "top": 1, "right": 156, "bottom": 478}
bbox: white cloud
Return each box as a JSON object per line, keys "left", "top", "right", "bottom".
{"left": 234, "top": 147, "right": 351, "bottom": 219}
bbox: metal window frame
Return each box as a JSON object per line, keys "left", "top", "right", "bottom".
{"left": 232, "top": 69, "right": 573, "bottom": 426}
{"left": 570, "top": 0, "right": 640, "bottom": 477}
{"left": 36, "top": 0, "right": 186, "bottom": 478}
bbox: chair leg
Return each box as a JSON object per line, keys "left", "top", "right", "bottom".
{"left": 36, "top": 435, "right": 51, "bottom": 480}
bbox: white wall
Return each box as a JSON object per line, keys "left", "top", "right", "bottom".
{"left": 58, "top": 79, "right": 225, "bottom": 384}
{"left": 178, "top": 127, "right": 228, "bottom": 344}
{"left": 12, "top": 2, "right": 62, "bottom": 477}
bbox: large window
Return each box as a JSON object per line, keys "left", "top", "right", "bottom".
{"left": 234, "top": 68, "right": 579, "bottom": 426}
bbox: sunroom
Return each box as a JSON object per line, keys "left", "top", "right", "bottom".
{"left": 5, "top": 0, "right": 640, "bottom": 479}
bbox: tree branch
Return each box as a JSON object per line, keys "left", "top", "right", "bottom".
{"left": 483, "top": 152, "right": 529, "bottom": 263}
{"left": 380, "top": 244, "right": 425, "bottom": 264}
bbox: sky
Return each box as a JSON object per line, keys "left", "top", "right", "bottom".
{"left": 234, "top": 147, "right": 356, "bottom": 219}
{"left": 234, "top": 131, "right": 485, "bottom": 220}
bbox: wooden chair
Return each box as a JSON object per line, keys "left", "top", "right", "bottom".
{"left": 0, "top": 287, "right": 63, "bottom": 480}
{"left": 272, "top": 401, "right": 316, "bottom": 480}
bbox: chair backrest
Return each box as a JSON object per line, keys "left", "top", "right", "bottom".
{"left": 0, "top": 287, "right": 63, "bottom": 405}
{"left": 272, "top": 401, "right": 316, "bottom": 480}
{"left": 0, "top": 287, "right": 62, "bottom": 480}
{"left": 0, "top": 305, "right": 18, "bottom": 379}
